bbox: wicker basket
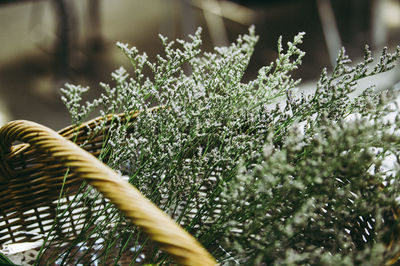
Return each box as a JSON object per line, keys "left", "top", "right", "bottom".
{"left": 2, "top": 112, "right": 400, "bottom": 265}
{"left": 0, "top": 112, "right": 216, "bottom": 265}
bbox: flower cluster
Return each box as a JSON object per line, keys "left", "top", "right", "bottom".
{"left": 59, "top": 27, "right": 400, "bottom": 264}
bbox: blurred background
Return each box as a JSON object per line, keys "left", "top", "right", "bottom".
{"left": 0, "top": 0, "right": 399, "bottom": 130}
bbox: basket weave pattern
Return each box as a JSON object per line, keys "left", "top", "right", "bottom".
{"left": 0, "top": 113, "right": 216, "bottom": 265}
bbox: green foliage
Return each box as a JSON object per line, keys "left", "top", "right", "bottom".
{"left": 220, "top": 111, "right": 400, "bottom": 264}
{"left": 58, "top": 27, "right": 400, "bottom": 265}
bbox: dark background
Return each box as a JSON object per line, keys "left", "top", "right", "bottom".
{"left": 0, "top": 0, "right": 398, "bottom": 129}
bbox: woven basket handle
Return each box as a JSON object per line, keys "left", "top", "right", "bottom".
{"left": 0, "top": 120, "right": 216, "bottom": 266}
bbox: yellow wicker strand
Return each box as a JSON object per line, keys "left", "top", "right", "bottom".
{"left": 0, "top": 120, "right": 217, "bottom": 266}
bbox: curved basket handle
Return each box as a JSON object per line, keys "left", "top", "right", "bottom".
{"left": 0, "top": 120, "right": 216, "bottom": 266}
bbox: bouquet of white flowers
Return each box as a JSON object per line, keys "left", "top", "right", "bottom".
{"left": 56, "top": 27, "right": 400, "bottom": 265}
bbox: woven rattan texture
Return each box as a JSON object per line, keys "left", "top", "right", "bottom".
{"left": 0, "top": 112, "right": 216, "bottom": 265}
{"left": 0, "top": 115, "right": 114, "bottom": 245}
